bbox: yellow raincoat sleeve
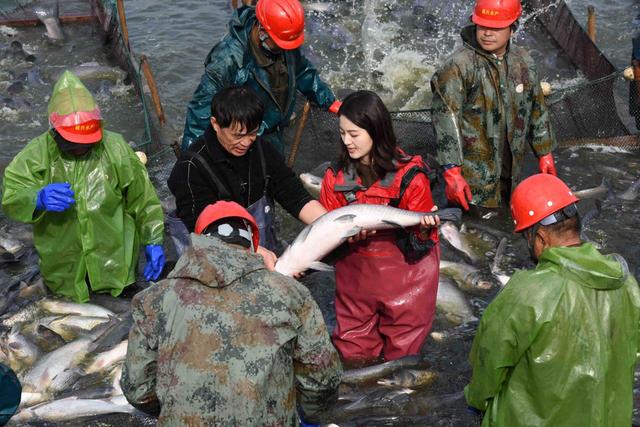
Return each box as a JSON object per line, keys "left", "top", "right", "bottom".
{"left": 464, "top": 270, "right": 560, "bottom": 412}
{"left": 114, "top": 139, "right": 164, "bottom": 246}
{"left": 1, "top": 135, "right": 50, "bottom": 224}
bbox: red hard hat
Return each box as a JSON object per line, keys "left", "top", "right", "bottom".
{"left": 472, "top": 0, "right": 522, "bottom": 28}
{"left": 195, "top": 201, "right": 260, "bottom": 251}
{"left": 510, "top": 174, "right": 579, "bottom": 232}
{"left": 56, "top": 119, "right": 103, "bottom": 144}
{"left": 255, "top": 0, "right": 305, "bottom": 50}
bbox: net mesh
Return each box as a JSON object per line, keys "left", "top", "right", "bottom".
{"left": 285, "top": 70, "right": 640, "bottom": 173}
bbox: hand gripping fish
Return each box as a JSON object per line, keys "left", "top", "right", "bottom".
{"left": 274, "top": 205, "right": 461, "bottom": 276}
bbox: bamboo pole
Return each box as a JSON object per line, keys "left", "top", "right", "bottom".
{"left": 287, "top": 101, "right": 311, "bottom": 168}
{"left": 587, "top": 6, "right": 596, "bottom": 43}
{"left": 139, "top": 54, "right": 166, "bottom": 125}
{"left": 116, "top": 0, "right": 130, "bottom": 50}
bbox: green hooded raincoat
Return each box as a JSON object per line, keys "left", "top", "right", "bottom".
{"left": 1, "top": 72, "right": 164, "bottom": 303}
{"left": 465, "top": 243, "right": 640, "bottom": 426}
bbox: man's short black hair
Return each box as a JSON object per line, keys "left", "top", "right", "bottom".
{"left": 211, "top": 86, "right": 264, "bottom": 132}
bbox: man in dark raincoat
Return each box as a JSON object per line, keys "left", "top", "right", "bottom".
{"left": 122, "top": 201, "right": 341, "bottom": 426}
{"left": 181, "top": 0, "right": 340, "bottom": 152}
{"left": 431, "top": 0, "right": 557, "bottom": 211}
{"left": 2, "top": 71, "right": 165, "bottom": 303}
{"left": 465, "top": 174, "right": 640, "bottom": 426}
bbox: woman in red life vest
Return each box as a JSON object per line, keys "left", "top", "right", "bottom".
{"left": 320, "top": 90, "right": 440, "bottom": 363}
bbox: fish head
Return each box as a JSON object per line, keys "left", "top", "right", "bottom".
{"left": 472, "top": 275, "right": 494, "bottom": 291}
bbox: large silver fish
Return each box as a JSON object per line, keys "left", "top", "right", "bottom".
{"left": 439, "top": 260, "right": 496, "bottom": 294}
{"left": 341, "top": 355, "right": 423, "bottom": 385}
{"left": 439, "top": 222, "right": 492, "bottom": 265}
{"left": 274, "top": 205, "right": 461, "bottom": 276}
{"left": 573, "top": 177, "right": 611, "bottom": 200}
{"left": 20, "top": 319, "right": 117, "bottom": 394}
{"left": 299, "top": 161, "right": 331, "bottom": 199}
{"left": 435, "top": 276, "right": 477, "bottom": 325}
{"left": 9, "top": 395, "right": 138, "bottom": 424}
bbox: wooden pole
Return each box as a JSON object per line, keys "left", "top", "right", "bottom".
{"left": 587, "top": 5, "right": 596, "bottom": 43}
{"left": 287, "top": 101, "right": 311, "bottom": 168}
{"left": 116, "top": 0, "right": 130, "bottom": 50}
{"left": 139, "top": 54, "right": 166, "bottom": 125}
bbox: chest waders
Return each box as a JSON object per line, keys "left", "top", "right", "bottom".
{"left": 182, "top": 142, "right": 280, "bottom": 252}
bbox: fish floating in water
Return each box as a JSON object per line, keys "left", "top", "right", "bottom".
{"left": 341, "top": 355, "right": 423, "bottom": 385}
{"left": 573, "top": 177, "right": 611, "bottom": 200}
{"left": 299, "top": 161, "right": 331, "bottom": 199}
{"left": 377, "top": 369, "right": 438, "bottom": 388}
{"left": 274, "top": 205, "right": 461, "bottom": 276}
{"left": 435, "top": 276, "right": 477, "bottom": 326}
{"left": 33, "top": 2, "right": 64, "bottom": 42}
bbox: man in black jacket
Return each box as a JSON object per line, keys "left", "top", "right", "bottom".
{"left": 168, "top": 86, "right": 326, "bottom": 268}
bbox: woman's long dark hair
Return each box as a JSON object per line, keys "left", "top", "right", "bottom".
{"left": 337, "top": 90, "right": 407, "bottom": 179}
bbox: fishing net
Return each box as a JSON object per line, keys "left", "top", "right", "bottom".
{"left": 285, "top": 67, "right": 640, "bottom": 174}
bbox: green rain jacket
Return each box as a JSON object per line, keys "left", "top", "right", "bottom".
{"left": 430, "top": 25, "right": 556, "bottom": 207}
{"left": 465, "top": 243, "right": 640, "bottom": 426}
{"left": 1, "top": 130, "right": 164, "bottom": 303}
{"left": 181, "top": 6, "right": 336, "bottom": 151}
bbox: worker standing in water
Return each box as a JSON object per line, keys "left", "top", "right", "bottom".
{"left": 182, "top": 0, "right": 341, "bottom": 152}
{"left": 320, "top": 91, "right": 441, "bottom": 363}
{"left": 2, "top": 71, "right": 165, "bottom": 303}
{"left": 431, "top": 0, "right": 557, "bottom": 213}
{"left": 466, "top": 174, "right": 640, "bottom": 426}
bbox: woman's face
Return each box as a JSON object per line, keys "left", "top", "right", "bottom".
{"left": 339, "top": 115, "right": 373, "bottom": 164}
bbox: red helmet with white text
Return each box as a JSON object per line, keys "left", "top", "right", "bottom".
{"left": 472, "top": 0, "right": 522, "bottom": 28}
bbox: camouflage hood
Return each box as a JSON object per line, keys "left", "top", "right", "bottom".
{"left": 168, "top": 234, "right": 265, "bottom": 288}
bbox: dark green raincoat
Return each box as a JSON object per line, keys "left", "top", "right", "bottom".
{"left": 465, "top": 243, "right": 640, "bottom": 426}
{"left": 2, "top": 130, "right": 164, "bottom": 303}
{"left": 431, "top": 26, "right": 556, "bottom": 207}
{"left": 181, "top": 6, "right": 336, "bottom": 151}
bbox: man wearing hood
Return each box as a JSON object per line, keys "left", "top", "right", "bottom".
{"left": 181, "top": 0, "right": 340, "bottom": 152}
{"left": 1, "top": 71, "right": 165, "bottom": 303}
{"left": 465, "top": 174, "right": 640, "bottom": 426}
{"left": 121, "top": 201, "right": 341, "bottom": 426}
{"left": 430, "top": 0, "right": 557, "bottom": 211}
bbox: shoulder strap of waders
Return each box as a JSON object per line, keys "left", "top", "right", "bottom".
{"left": 389, "top": 166, "right": 431, "bottom": 208}
{"left": 181, "top": 150, "right": 232, "bottom": 201}
{"left": 332, "top": 163, "right": 366, "bottom": 205}
{"left": 255, "top": 139, "right": 270, "bottom": 195}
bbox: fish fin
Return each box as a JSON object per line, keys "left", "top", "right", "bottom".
{"left": 334, "top": 214, "right": 356, "bottom": 223}
{"left": 376, "top": 379, "right": 394, "bottom": 386}
{"left": 343, "top": 226, "right": 362, "bottom": 238}
{"left": 297, "top": 224, "right": 313, "bottom": 243}
{"left": 308, "top": 261, "right": 334, "bottom": 272}
{"left": 381, "top": 219, "right": 403, "bottom": 228}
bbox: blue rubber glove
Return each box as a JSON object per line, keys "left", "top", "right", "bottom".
{"left": 35, "top": 183, "right": 75, "bottom": 212}
{"left": 143, "top": 244, "right": 165, "bottom": 281}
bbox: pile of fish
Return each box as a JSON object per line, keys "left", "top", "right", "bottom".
{"left": 0, "top": 276, "right": 149, "bottom": 425}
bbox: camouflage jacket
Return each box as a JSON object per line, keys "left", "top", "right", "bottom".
{"left": 430, "top": 25, "right": 556, "bottom": 207}
{"left": 121, "top": 234, "right": 342, "bottom": 426}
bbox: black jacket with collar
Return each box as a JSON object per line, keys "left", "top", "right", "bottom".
{"left": 168, "top": 125, "right": 313, "bottom": 232}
